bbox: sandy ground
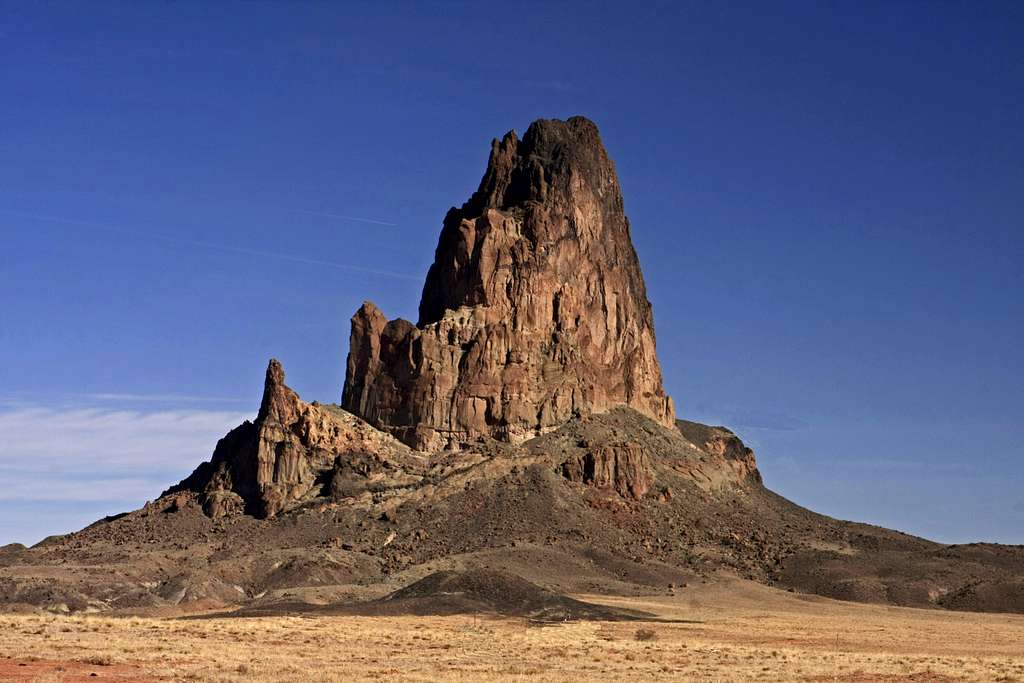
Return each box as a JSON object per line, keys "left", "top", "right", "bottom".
{"left": 0, "top": 578, "right": 1022, "bottom": 682}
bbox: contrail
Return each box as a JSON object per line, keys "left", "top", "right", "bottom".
{"left": 295, "top": 209, "right": 397, "bottom": 227}
{"left": 0, "top": 210, "right": 419, "bottom": 281}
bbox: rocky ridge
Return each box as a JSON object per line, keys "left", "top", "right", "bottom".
{"left": 169, "top": 355, "right": 748, "bottom": 521}
{"left": 168, "top": 359, "right": 424, "bottom": 519}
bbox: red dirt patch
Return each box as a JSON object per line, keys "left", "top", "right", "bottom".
{"left": 0, "top": 658, "right": 163, "bottom": 682}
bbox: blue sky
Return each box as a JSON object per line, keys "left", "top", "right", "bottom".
{"left": 1, "top": 1, "right": 1021, "bottom": 546}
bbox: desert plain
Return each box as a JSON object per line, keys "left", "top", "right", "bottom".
{"left": 2, "top": 576, "right": 1022, "bottom": 682}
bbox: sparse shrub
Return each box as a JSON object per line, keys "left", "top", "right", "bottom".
{"left": 634, "top": 628, "right": 657, "bottom": 641}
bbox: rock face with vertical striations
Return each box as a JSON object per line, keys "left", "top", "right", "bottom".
{"left": 342, "top": 116, "right": 675, "bottom": 451}
{"left": 560, "top": 441, "right": 653, "bottom": 500}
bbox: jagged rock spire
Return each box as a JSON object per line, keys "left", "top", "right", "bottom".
{"left": 343, "top": 116, "right": 675, "bottom": 451}
{"left": 170, "top": 359, "right": 415, "bottom": 517}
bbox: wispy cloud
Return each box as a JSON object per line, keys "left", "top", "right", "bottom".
{"left": 0, "top": 209, "right": 418, "bottom": 280}
{"left": 84, "top": 392, "right": 249, "bottom": 404}
{"left": 0, "top": 391, "right": 250, "bottom": 410}
{"left": 296, "top": 209, "right": 397, "bottom": 227}
{"left": 0, "top": 405, "right": 247, "bottom": 504}
{"left": 0, "top": 478, "right": 163, "bottom": 503}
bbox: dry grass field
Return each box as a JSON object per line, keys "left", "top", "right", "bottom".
{"left": 0, "top": 578, "right": 1021, "bottom": 682}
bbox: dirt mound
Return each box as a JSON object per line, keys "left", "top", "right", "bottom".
{"left": 371, "top": 569, "right": 653, "bottom": 620}
{"left": 225, "top": 569, "right": 658, "bottom": 622}
{"left": 0, "top": 544, "right": 28, "bottom": 568}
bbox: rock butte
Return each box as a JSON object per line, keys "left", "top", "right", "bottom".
{"left": 5, "top": 117, "right": 1022, "bottom": 619}
{"left": 171, "top": 116, "right": 698, "bottom": 518}
{"left": 342, "top": 116, "right": 675, "bottom": 451}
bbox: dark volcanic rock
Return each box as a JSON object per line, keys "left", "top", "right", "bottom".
{"left": 342, "top": 116, "right": 675, "bottom": 451}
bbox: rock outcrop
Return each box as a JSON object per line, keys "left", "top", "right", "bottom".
{"left": 343, "top": 116, "right": 675, "bottom": 451}
{"left": 169, "top": 359, "right": 419, "bottom": 518}
{"left": 676, "top": 420, "right": 762, "bottom": 487}
{"left": 560, "top": 442, "right": 653, "bottom": 499}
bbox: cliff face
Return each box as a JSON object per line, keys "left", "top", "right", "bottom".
{"left": 343, "top": 116, "right": 675, "bottom": 451}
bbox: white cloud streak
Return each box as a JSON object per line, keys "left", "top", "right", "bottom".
{"left": 295, "top": 209, "right": 398, "bottom": 226}
{"left": 0, "top": 406, "right": 247, "bottom": 504}
{"left": 82, "top": 393, "right": 250, "bottom": 404}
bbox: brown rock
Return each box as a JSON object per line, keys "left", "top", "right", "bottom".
{"left": 677, "top": 420, "right": 762, "bottom": 485}
{"left": 160, "top": 492, "right": 192, "bottom": 514}
{"left": 561, "top": 442, "right": 653, "bottom": 499}
{"left": 167, "top": 359, "right": 419, "bottom": 518}
{"left": 201, "top": 490, "right": 243, "bottom": 519}
{"left": 342, "top": 116, "right": 674, "bottom": 451}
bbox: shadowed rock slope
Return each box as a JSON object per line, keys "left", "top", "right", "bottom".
{"left": 1, "top": 116, "right": 1021, "bottom": 617}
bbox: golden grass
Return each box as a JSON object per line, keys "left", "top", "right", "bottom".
{"left": 1, "top": 579, "right": 1022, "bottom": 682}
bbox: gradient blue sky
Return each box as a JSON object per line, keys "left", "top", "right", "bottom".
{"left": 2, "top": 2, "right": 1022, "bottom": 546}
